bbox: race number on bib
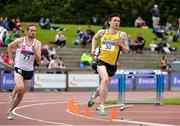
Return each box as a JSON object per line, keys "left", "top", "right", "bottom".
{"left": 102, "top": 44, "right": 115, "bottom": 51}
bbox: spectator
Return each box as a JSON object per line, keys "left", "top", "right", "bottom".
{"left": 15, "top": 17, "right": 21, "bottom": 30}
{"left": 2, "top": 52, "right": 12, "bottom": 73}
{"left": 153, "top": 24, "right": 164, "bottom": 39}
{"left": 134, "top": 16, "right": 148, "bottom": 28}
{"left": 39, "top": 17, "right": 45, "bottom": 29}
{"left": 39, "top": 18, "right": 66, "bottom": 31}
{"left": 2, "top": 17, "right": 10, "bottom": 31}
{"left": 59, "top": 57, "right": 66, "bottom": 69}
{"left": 131, "top": 33, "right": 145, "bottom": 53}
{"left": 173, "top": 28, "right": 180, "bottom": 42}
{"left": 8, "top": 18, "right": 16, "bottom": 31}
{"left": 81, "top": 31, "right": 91, "bottom": 48}
{"left": 151, "top": 4, "right": 160, "bottom": 28}
{"left": 41, "top": 47, "right": 50, "bottom": 63}
{"left": 160, "top": 55, "right": 170, "bottom": 70}
{"left": 51, "top": 32, "right": 66, "bottom": 47}
{"left": 44, "top": 43, "right": 56, "bottom": 59}
{"left": 47, "top": 55, "right": 65, "bottom": 73}
{"left": 79, "top": 48, "right": 93, "bottom": 69}
{"left": 5, "top": 31, "right": 13, "bottom": 47}
{"left": 73, "top": 31, "right": 83, "bottom": 46}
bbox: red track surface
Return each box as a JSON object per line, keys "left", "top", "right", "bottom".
{"left": 0, "top": 91, "right": 180, "bottom": 126}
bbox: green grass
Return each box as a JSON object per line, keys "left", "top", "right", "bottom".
{"left": 21, "top": 22, "right": 178, "bottom": 48}
{"left": 105, "top": 98, "right": 180, "bottom": 105}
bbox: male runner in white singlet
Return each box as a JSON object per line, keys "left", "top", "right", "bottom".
{"left": 7, "top": 24, "right": 41, "bottom": 120}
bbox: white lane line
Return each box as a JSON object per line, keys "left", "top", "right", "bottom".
{"left": 9, "top": 100, "right": 178, "bottom": 126}
{"left": 12, "top": 101, "right": 72, "bottom": 126}
{"left": 0, "top": 98, "right": 67, "bottom": 104}
{"left": 113, "top": 119, "right": 174, "bottom": 126}
{"left": 66, "top": 102, "right": 176, "bottom": 126}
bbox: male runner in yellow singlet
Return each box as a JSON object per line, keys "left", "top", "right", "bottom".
{"left": 88, "top": 14, "right": 129, "bottom": 115}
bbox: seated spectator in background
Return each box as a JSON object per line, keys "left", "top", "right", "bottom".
{"left": 153, "top": 24, "right": 164, "bottom": 39}
{"left": 160, "top": 55, "right": 170, "bottom": 70}
{"left": 8, "top": 18, "right": 16, "bottom": 31}
{"left": 39, "top": 18, "right": 66, "bottom": 31}
{"left": 81, "top": 31, "right": 91, "bottom": 48}
{"left": 44, "top": 43, "right": 56, "bottom": 59}
{"left": 131, "top": 33, "right": 145, "bottom": 53}
{"left": 79, "top": 48, "right": 93, "bottom": 69}
{"left": 149, "top": 41, "right": 157, "bottom": 51}
{"left": 164, "top": 21, "right": 173, "bottom": 35}
{"left": 155, "top": 38, "right": 176, "bottom": 54}
{"left": 1, "top": 52, "right": 12, "bottom": 73}
{"left": 59, "top": 57, "right": 66, "bottom": 69}
{"left": 134, "top": 16, "right": 148, "bottom": 28}
{"left": 155, "top": 38, "right": 164, "bottom": 53}
{"left": 12, "top": 28, "right": 21, "bottom": 39}
{"left": 73, "top": 31, "right": 84, "bottom": 46}
{"left": 86, "top": 25, "right": 95, "bottom": 38}
{"left": 166, "top": 31, "right": 174, "bottom": 43}
{"left": 2, "top": 17, "right": 10, "bottom": 31}
{"left": 15, "top": 17, "right": 22, "bottom": 30}
{"left": 173, "top": 28, "right": 180, "bottom": 42}
{"left": 47, "top": 55, "right": 65, "bottom": 73}
{"left": 51, "top": 32, "right": 66, "bottom": 47}
{"left": 39, "top": 17, "right": 45, "bottom": 29}
{"left": 41, "top": 47, "right": 50, "bottom": 63}
{"left": 5, "top": 31, "right": 13, "bottom": 47}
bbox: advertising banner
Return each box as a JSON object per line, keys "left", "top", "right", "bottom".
{"left": 68, "top": 74, "right": 99, "bottom": 87}
{"left": 0, "top": 73, "right": 34, "bottom": 90}
{"left": 34, "top": 74, "right": 66, "bottom": 88}
{"left": 0, "top": 73, "right": 15, "bottom": 89}
{"left": 171, "top": 73, "right": 180, "bottom": 90}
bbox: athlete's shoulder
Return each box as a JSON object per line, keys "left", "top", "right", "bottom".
{"left": 35, "top": 39, "right": 42, "bottom": 47}
{"left": 119, "top": 31, "right": 127, "bottom": 38}
{"left": 96, "top": 29, "right": 106, "bottom": 37}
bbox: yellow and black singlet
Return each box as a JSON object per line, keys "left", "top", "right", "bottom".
{"left": 98, "top": 29, "right": 121, "bottom": 65}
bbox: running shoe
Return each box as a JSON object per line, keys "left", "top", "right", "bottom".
{"left": 87, "top": 91, "right": 96, "bottom": 107}
{"left": 98, "top": 105, "right": 107, "bottom": 116}
{"left": 7, "top": 111, "right": 13, "bottom": 120}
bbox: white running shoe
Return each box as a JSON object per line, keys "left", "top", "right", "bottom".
{"left": 98, "top": 105, "right": 107, "bottom": 116}
{"left": 7, "top": 111, "right": 13, "bottom": 120}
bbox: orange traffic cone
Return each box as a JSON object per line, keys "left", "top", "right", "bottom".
{"left": 84, "top": 107, "right": 92, "bottom": 117}
{"left": 111, "top": 108, "right": 118, "bottom": 120}
{"left": 67, "top": 99, "right": 75, "bottom": 112}
{"left": 74, "top": 104, "right": 80, "bottom": 115}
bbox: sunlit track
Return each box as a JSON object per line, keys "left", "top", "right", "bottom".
{"left": 0, "top": 98, "right": 72, "bottom": 104}
{"left": 13, "top": 101, "right": 73, "bottom": 126}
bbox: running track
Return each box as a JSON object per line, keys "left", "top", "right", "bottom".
{"left": 0, "top": 91, "right": 180, "bottom": 126}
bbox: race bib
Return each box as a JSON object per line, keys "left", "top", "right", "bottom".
{"left": 102, "top": 43, "right": 115, "bottom": 51}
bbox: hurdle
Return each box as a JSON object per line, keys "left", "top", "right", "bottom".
{"left": 117, "top": 70, "right": 165, "bottom": 109}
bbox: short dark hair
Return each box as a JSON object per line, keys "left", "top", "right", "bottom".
{"left": 109, "top": 13, "right": 120, "bottom": 21}
{"left": 27, "top": 23, "right": 36, "bottom": 31}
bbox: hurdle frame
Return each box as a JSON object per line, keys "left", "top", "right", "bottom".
{"left": 117, "top": 70, "right": 165, "bottom": 107}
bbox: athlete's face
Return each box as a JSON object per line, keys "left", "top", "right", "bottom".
{"left": 27, "top": 26, "right": 37, "bottom": 38}
{"left": 109, "top": 17, "right": 120, "bottom": 30}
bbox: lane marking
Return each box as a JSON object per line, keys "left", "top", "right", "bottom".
{"left": 6, "top": 99, "right": 178, "bottom": 126}
{"left": 0, "top": 98, "right": 68, "bottom": 104}
{"left": 66, "top": 102, "right": 175, "bottom": 126}
{"left": 12, "top": 101, "right": 72, "bottom": 126}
